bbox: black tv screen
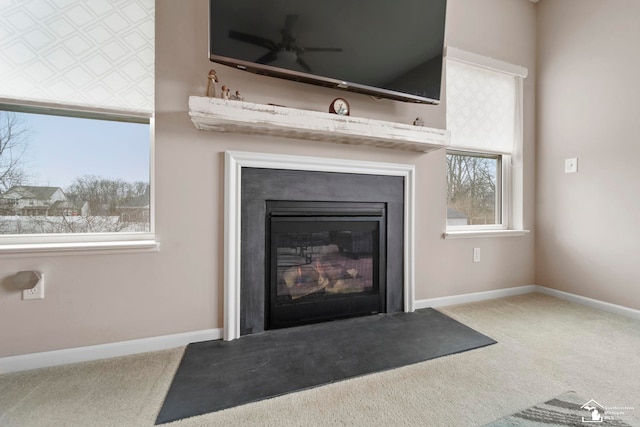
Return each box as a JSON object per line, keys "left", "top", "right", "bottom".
{"left": 209, "top": 0, "right": 447, "bottom": 104}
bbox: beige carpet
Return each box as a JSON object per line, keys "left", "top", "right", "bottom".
{"left": 1, "top": 293, "right": 639, "bottom": 426}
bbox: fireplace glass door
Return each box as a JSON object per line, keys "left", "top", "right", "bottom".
{"left": 266, "top": 201, "right": 386, "bottom": 329}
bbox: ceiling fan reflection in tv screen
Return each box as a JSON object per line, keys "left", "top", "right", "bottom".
{"left": 209, "top": 0, "right": 447, "bottom": 104}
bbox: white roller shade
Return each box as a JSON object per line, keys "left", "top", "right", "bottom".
{"left": 0, "top": 0, "right": 154, "bottom": 115}
{"left": 446, "top": 59, "right": 516, "bottom": 154}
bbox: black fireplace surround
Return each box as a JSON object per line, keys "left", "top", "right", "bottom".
{"left": 241, "top": 168, "right": 404, "bottom": 335}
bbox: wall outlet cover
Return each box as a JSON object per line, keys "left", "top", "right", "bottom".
{"left": 473, "top": 248, "right": 481, "bottom": 263}
{"left": 22, "top": 274, "right": 45, "bottom": 300}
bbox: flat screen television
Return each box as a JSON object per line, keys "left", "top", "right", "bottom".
{"left": 209, "top": 0, "right": 447, "bottom": 104}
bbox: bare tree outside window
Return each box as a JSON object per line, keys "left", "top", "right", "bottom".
{"left": 0, "top": 111, "right": 30, "bottom": 192}
{"left": 446, "top": 152, "right": 500, "bottom": 226}
{"left": 0, "top": 110, "right": 150, "bottom": 235}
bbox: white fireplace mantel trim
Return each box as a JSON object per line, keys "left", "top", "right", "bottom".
{"left": 224, "top": 150, "right": 416, "bottom": 341}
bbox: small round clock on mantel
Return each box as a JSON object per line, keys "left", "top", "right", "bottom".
{"left": 329, "top": 97, "right": 350, "bottom": 116}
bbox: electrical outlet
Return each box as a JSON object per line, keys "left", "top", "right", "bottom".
{"left": 22, "top": 274, "right": 45, "bottom": 300}
{"left": 473, "top": 248, "right": 481, "bottom": 263}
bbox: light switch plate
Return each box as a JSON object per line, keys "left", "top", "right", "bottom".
{"left": 565, "top": 158, "right": 578, "bottom": 173}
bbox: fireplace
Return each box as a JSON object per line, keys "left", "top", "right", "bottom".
{"left": 240, "top": 166, "right": 406, "bottom": 336}
{"left": 194, "top": 101, "right": 443, "bottom": 339}
{"left": 266, "top": 201, "right": 387, "bottom": 329}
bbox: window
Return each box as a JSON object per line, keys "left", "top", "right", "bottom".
{"left": 0, "top": 108, "right": 150, "bottom": 235}
{"left": 444, "top": 47, "right": 528, "bottom": 237}
{"left": 447, "top": 151, "right": 501, "bottom": 226}
{"left": 0, "top": 0, "right": 155, "bottom": 251}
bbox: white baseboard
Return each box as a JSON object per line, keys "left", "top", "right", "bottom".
{"left": 536, "top": 286, "right": 640, "bottom": 321}
{"left": 3, "top": 286, "right": 638, "bottom": 374}
{"left": 0, "top": 328, "right": 222, "bottom": 374}
{"left": 415, "top": 284, "right": 640, "bottom": 321}
{"left": 414, "top": 285, "right": 538, "bottom": 310}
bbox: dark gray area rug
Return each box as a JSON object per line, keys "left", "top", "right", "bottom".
{"left": 156, "top": 308, "right": 496, "bottom": 424}
{"left": 485, "top": 391, "right": 637, "bottom": 426}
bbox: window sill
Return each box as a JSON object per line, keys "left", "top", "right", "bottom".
{"left": 443, "top": 229, "right": 530, "bottom": 239}
{"left": 0, "top": 239, "right": 159, "bottom": 257}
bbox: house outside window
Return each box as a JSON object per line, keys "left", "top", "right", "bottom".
{"left": 0, "top": 0, "right": 155, "bottom": 251}
{"left": 444, "top": 47, "right": 528, "bottom": 238}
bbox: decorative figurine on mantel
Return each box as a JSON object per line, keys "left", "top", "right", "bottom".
{"left": 205, "top": 69, "right": 245, "bottom": 101}
{"left": 221, "top": 85, "right": 231, "bottom": 100}
{"left": 231, "top": 90, "right": 244, "bottom": 101}
{"left": 413, "top": 117, "right": 425, "bottom": 126}
{"left": 206, "top": 69, "right": 218, "bottom": 98}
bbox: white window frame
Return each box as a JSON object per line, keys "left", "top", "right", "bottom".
{"left": 443, "top": 47, "right": 529, "bottom": 239}
{"left": 446, "top": 149, "right": 506, "bottom": 230}
{"left": 0, "top": 100, "right": 157, "bottom": 256}
{"left": 0, "top": 0, "right": 157, "bottom": 255}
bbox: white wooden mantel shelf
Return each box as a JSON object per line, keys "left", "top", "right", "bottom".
{"left": 189, "top": 96, "right": 450, "bottom": 153}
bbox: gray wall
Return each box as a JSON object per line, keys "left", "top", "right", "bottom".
{"left": 0, "top": 0, "right": 537, "bottom": 357}
{"left": 536, "top": 0, "right": 640, "bottom": 309}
